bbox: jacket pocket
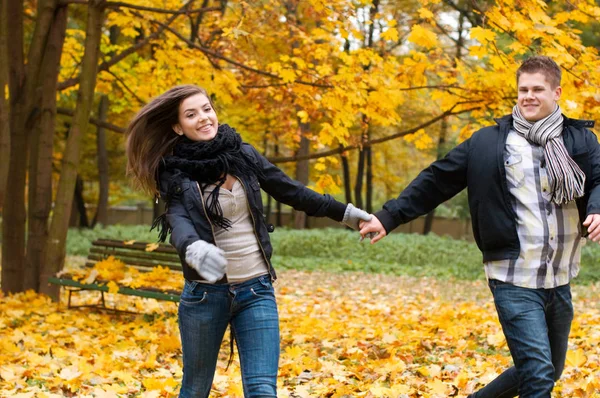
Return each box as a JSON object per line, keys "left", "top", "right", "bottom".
{"left": 471, "top": 200, "right": 483, "bottom": 250}
{"left": 249, "top": 177, "right": 263, "bottom": 209}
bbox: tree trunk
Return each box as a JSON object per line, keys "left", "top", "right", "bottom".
{"left": 366, "top": 129, "right": 373, "bottom": 213}
{"left": 0, "top": 0, "right": 9, "bottom": 215}
{"left": 2, "top": 0, "right": 58, "bottom": 293}
{"left": 354, "top": 149, "right": 365, "bottom": 209}
{"left": 92, "top": 25, "right": 118, "bottom": 228}
{"left": 340, "top": 145, "right": 352, "bottom": 204}
{"left": 274, "top": 144, "right": 282, "bottom": 227}
{"left": 423, "top": 117, "right": 448, "bottom": 235}
{"left": 43, "top": 1, "right": 105, "bottom": 298}
{"left": 92, "top": 94, "right": 109, "bottom": 227}
{"left": 25, "top": 5, "right": 67, "bottom": 291}
{"left": 423, "top": 15, "right": 464, "bottom": 235}
{"left": 73, "top": 174, "right": 90, "bottom": 228}
{"left": 293, "top": 130, "right": 309, "bottom": 229}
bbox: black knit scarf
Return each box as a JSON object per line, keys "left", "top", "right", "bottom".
{"left": 152, "top": 124, "right": 263, "bottom": 241}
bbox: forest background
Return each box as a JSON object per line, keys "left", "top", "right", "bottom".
{"left": 1, "top": 0, "right": 600, "bottom": 297}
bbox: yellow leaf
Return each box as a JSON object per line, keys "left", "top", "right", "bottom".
{"left": 566, "top": 348, "right": 587, "bottom": 367}
{"left": 487, "top": 330, "right": 506, "bottom": 348}
{"left": 123, "top": 240, "right": 136, "bottom": 245}
{"left": 284, "top": 345, "right": 303, "bottom": 360}
{"left": 145, "top": 243, "right": 159, "bottom": 252}
{"left": 58, "top": 366, "right": 82, "bottom": 381}
{"left": 279, "top": 69, "right": 296, "bottom": 83}
{"left": 297, "top": 110, "right": 309, "bottom": 123}
{"left": 407, "top": 25, "right": 438, "bottom": 49}
{"left": 427, "top": 379, "right": 450, "bottom": 394}
{"left": 418, "top": 8, "right": 435, "bottom": 20}
{"left": 380, "top": 27, "right": 399, "bottom": 42}
{"left": 106, "top": 281, "right": 120, "bottom": 294}
{"left": 470, "top": 27, "right": 496, "bottom": 44}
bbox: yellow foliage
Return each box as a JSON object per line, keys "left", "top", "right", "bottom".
{"left": 407, "top": 25, "right": 439, "bottom": 49}
{"left": 5, "top": 271, "right": 598, "bottom": 396}
{"left": 145, "top": 243, "right": 160, "bottom": 252}
{"left": 48, "top": 0, "right": 600, "bottom": 217}
{"left": 470, "top": 27, "right": 497, "bottom": 45}
{"left": 380, "top": 27, "right": 399, "bottom": 42}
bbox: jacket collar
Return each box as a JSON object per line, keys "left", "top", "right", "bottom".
{"left": 494, "top": 114, "right": 595, "bottom": 129}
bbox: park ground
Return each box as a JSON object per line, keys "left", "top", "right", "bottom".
{"left": 1, "top": 264, "right": 599, "bottom": 397}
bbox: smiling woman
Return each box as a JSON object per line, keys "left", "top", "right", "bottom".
{"left": 172, "top": 93, "right": 219, "bottom": 142}
{"left": 124, "top": 85, "right": 371, "bottom": 397}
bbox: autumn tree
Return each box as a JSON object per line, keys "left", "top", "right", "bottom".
{"left": 3, "top": 0, "right": 600, "bottom": 296}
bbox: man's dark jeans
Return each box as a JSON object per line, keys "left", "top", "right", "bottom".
{"left": 470, "top": 280, "right": 573, "bottom": 398}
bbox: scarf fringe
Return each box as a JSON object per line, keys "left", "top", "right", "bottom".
{"left": 150, "top": 213, "right": 172, "bottom": 243}
{"left": 203, "top": 179, "right": 233, "bottom": 230}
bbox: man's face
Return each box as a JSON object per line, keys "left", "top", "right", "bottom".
{"left": 517, "top": 72, "right": 562, "bottom": 122}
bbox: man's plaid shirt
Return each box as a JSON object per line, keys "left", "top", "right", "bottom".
{"left": 485, "top": 130, "right": 585, "bottom": 289}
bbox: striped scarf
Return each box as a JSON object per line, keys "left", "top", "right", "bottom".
{"left": 512, "top": 104, "right": 585, "bottom": 205}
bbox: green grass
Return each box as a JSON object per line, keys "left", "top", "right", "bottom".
{"left": 66, "top": 226, "right": 600, "bottom": 285}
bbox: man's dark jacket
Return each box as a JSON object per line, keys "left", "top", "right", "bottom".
{"left": 375, "top": 115, "right": 600, "bottom": 262}
{"left": 159, "top": 143, "right": 346, "bottom": 281}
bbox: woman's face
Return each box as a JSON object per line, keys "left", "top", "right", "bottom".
{"left": 172, "top": 93, "right": 219, "bottom": 141}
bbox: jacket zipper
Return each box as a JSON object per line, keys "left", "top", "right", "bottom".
{"left": 236, "top": 176, "right": 275, "bottom": 282}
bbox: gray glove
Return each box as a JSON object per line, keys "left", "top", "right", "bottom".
{"left": 342, "top": 203, "right": 372, "bottom": 231}
{"left": 185, "top": 240, "right": 227, "bottom": 283}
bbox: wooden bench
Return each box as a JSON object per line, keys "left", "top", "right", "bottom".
{"left": 48, "top": 239, "right": 183, "bottom": 309}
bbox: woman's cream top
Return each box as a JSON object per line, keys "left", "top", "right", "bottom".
{"left": 202, "top": 179, "right": 268, "bottom": 283}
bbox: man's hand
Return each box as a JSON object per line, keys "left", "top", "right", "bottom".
{"left": 583, "top": 214, "right": 600, "bottom": 242}
{"left": 359, "top": 216, "right": 387, "bottom": 244}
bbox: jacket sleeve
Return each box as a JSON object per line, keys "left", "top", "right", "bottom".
{"left": 158, "top": 171, "right": 201, "bottom": 260}
{"left": 375, "top": 137, "right": 471, "bottom": 234}
{"left": 246, "top": 145, "right": 347, "bottom": 221}
{"left": 585, "top": 129, "right": 600, "bottom": 215}
{"left": 166, "top": 193, "right": 201, "bottom": 260}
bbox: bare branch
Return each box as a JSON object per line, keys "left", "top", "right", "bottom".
{"left": 241, "top": 83, "right": 288, "bottom": 89}
{"left": 268, "top": 105, "right": 481, "bottom": 164}
{"left": 57, "top": 1, "right": 195, "bottom": 91}
{"left": 58, "top": 0, "right": 222, "bottom": 15}
{"left": 157, "top": 23, "right": 334, "bottom": 89}
{"left": 57, "top": 107, "right": 126, "bottom": 134}
{"left": 105, "top": 69, "right": 147, "bottom": 105}
{"left": 106, "top": 2, "right": 221, "bottom": 15}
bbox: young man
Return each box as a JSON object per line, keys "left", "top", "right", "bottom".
{"left": 359, "top": 56, "right": 600, "bottom": 397}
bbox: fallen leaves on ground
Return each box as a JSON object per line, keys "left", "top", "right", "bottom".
{"left": 58, "top": 256, "right": 183, "bottom": 293}
{"left": 1, "top": 270, "right": 599, "bottom": 397}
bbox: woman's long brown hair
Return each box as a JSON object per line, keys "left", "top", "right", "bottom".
{"left": 126, "top": 85, "right": 210, "bottom": 196}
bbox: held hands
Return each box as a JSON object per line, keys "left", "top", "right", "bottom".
{"left": 583, "top": 214, "right": 600, "bottom": 243}
{"left": 185, "top": 240, "right": 227, "bottom": 283}
{"left": 359, "top": 216, "right": 387, "bottom": 244}
{"left": 342, "top": 203, "right": 372, "bottom": 230}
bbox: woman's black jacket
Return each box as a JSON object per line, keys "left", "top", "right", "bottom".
{"left": 159, "top": 143, "right": 346, "bottom": 281}
{"left": 375, "top": 115, "right": 600, "bottom": 263}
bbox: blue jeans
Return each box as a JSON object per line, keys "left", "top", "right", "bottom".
{"left": 178, "top": 274, "right": 280, "bottom": 398}
{"left": 471, "top": 280, "right": 573, "bottom": 398}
